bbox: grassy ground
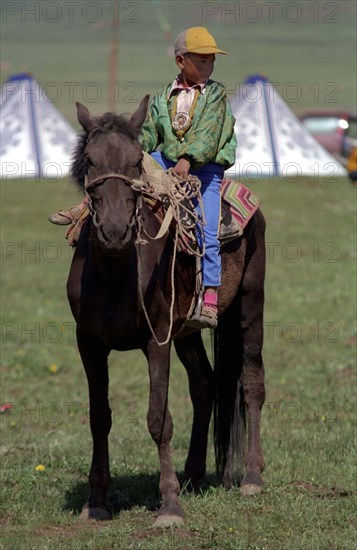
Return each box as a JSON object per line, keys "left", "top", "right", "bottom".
{"left": 0, "top": 176, "right": 356, "bottom": 549}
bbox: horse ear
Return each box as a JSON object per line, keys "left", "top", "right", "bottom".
{"left": 76, "top": 102, "right": 94, "bottom": 134}
{"left": 130, "top": 94, "right": 150, "bottom": 135}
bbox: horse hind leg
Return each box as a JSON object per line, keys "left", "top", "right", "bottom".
{"left": 214, "top": 302, "right": 246, "bottom": 489}
{"left": 214, "top": 213, "right": 266, "bottom": 495}
{"left": 239, "top": 216, "right": 266, "bottom": 495}
{"left": 239, "top": 299, "right": 266, "bottom": 496}
{"left": 214, "top": 289, "right": 265, "bottom": 495}
{"left": 76, "top": 328, "right": 112, "bottom": 520}
{"left": 145, "top": 341, "right": 184, "bottom": 528}
{"left": 174, "top": 332, "right": 214, "bottom": 491}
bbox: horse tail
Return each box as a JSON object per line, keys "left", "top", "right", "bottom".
{"left": 213, "top": 296, "right": 246, "bottom": 488}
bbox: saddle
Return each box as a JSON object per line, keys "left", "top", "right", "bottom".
{"left": 66, "top": 153, "right": 260, "bottom": 250}
{"left": 139, "top": 153, "right": 260, "bottom": 251}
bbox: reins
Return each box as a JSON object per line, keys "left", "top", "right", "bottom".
{"left": 135, "top": 210, "right": 179, "bottom": 346}
{"left": 85, "top": 170, "right": 178, "bottom": 346}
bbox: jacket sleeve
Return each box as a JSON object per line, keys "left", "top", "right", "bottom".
{"left": 178, "top": 84, "right": 236, "bottom": 167}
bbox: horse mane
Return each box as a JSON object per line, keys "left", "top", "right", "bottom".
{"left": 70, "top": 133, "right": 88, "bottom": 190}
{"left": 70, "top": 112, "right": 139, "bottom": 190}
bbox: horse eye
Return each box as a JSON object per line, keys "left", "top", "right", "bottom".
{"left": 84, "top": 154, "right": 95, "bottom": 168}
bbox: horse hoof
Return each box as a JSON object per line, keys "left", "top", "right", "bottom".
{"left": 240, "top": 483, "right": 263, "bottom": 497}
{"left": 80, "top": 504, "right": 112, "bottom": 521}
{"left": 153, "top": 514, "right": 184, "bottom": 528}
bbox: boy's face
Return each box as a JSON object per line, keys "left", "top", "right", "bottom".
{"left": 176, "top": 53, "right": 216, "bottom": 85}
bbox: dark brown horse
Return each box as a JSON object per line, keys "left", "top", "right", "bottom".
{"left": 67, "top": 96, "right": 266, "bottom": 527}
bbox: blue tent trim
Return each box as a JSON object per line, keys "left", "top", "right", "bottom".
{"left": 244, "top": 74, "right": 269, "bottom": 85}
{"left": 7, "top": 72, "right": 33, "bottom": 82}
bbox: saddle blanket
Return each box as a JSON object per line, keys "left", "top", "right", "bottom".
{"left": 221, "top": 178, "right": 260, "bottom": 230}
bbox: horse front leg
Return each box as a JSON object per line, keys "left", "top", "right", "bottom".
{"left": 76, "top": 328, "right": 112, "bottom": 520}
{"left": 144, "top": 340, "right": 183, "bottom": 527}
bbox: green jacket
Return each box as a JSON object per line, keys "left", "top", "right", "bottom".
{"left": 139, "top": 80, "right": 237, "bottom": 169}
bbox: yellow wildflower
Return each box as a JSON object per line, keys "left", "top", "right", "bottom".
{"left": 35, "top": 464, "right": 46, "bottom": 472}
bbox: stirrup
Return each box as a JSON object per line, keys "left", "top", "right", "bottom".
{"left": 185, "top": 303, "right": 218, "bottom": 329}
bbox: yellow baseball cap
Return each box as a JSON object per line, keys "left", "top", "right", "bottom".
{"left": 174, "top": 27, "right": 228, "bottom": 56}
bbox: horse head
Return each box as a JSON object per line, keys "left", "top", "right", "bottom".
{"left": 73, "top": 95, "right": 150, "bottom": 254}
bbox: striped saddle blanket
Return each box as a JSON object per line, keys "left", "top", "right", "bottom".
{"left": 220, "top": 178, "right": 260, "bottom": 242}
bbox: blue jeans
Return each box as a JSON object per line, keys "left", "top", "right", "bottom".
{"left": 151, "top": 151, "right": 223, "bottom": 287}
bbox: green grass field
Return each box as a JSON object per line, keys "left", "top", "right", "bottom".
{"left": 1, "top": 176, "right": 356, "bottom": 549}
{"left": 1, "top": 2, "right": 357, "bottom": 548}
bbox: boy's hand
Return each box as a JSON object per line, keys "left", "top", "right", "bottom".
{"left": 173, "top": 158, "right": 190, "bottom": 179}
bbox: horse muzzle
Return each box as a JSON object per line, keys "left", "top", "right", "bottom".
{"left": 96, "top": 221, "right": 134, "bottom": 255}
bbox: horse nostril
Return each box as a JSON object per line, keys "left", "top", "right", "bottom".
{"left": 100, "top": 227, "right": 111, "bottom": 243}
{"left": 99, "top": 224, "right": 131, "bottom": 247}
{"left": 92, "top": 212, "right": 100, "bottom": 228}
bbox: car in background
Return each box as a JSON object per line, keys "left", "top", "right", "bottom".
{"left": 300, "top": 111, "right": 357, "bottom": 162}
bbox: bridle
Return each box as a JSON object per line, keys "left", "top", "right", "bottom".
{"left": 83, "top": 124, "right": 145, "bottom": 227}
{"left": 84, "top": 171, "right": 144, "bottom": 229}
{"left": 84, "top": 172, "right": 138, "bottom": 191}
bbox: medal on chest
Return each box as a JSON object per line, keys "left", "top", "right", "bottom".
{"left": 171, "top": 89, "right": 199, "bottom": 140}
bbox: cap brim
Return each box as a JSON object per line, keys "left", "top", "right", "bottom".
{"left": 188, "top": 46, "right": 228, "bottom": 55}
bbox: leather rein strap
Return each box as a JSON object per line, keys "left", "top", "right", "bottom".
{"left": 84, "top": 170, "right": 177, "bottom": 347}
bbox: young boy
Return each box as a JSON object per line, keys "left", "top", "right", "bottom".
{"left": 49, "top": 27, "right": 236, "bottom": 329}
{"left": 139, "top": 27, "right": 237, "bottom": 328}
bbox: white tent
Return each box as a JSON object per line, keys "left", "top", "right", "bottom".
{"left": 226, "top": 75, "right": 346, "bottom": 179}
{"left": 0, "top": 73, "right": 77, "bottom": 179}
